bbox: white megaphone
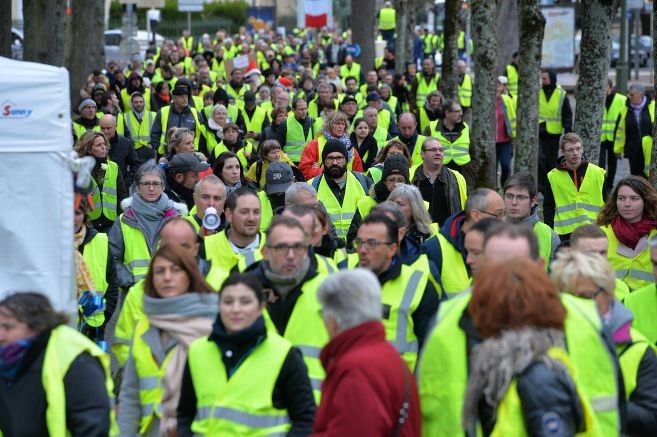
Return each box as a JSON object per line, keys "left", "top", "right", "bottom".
{"left": 202, "top": 207, "right": 221, "bottom": 230}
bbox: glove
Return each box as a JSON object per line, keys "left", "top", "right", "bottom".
{"left": 78, "top": 291, "right": 106, "bottom": 322}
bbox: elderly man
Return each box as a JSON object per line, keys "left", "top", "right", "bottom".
{"left": 73, "top": 98, "right": 101, "bottom": 141}
{"left": 313, "top": 269, "right": 421, "bottom": 435}
{"left": 247, "top": 215, "right": 329, "bottom": 402}
{"left": 185, "top": 175, "right": 226, "bottom": 236}
{"left": 614, "top": 83, "right": 655, "bottom": 178}
{"left": 418, "top": 222, "right": 623, "bottom": 436}
{"left": 99, "top": 114, "right": 141, "bottom": 188}
{"left": 421, "top": 188, "right": 504, "bottom": 295}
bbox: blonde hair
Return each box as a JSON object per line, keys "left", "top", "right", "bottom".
{"left": 550, "top": 250, "right": 615, "bottom": 296}
{"left": 166, "top": 127, "right": 194, "bottom": 155}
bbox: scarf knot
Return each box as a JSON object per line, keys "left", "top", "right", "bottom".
{"left": 611, "top": 215, "right": 657, "bottom": 249}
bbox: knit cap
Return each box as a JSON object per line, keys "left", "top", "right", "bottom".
{"left": 381, "top": 153, "right": 410, "bottom": 183}
{"left": 321, "top": 139, "right": 348, "bottom": 163}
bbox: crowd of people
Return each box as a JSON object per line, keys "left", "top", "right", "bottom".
{"left": 2, "top": 17, "right": 657, "bottom": 437}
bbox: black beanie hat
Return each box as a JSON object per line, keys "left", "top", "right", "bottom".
{"left": 322, "top": 139, "right": 348, "bottom": 163}
{"left": 213, "top": 88, "right": 229, "bottom": 105}
{"left": 381, "top": 153, "right": 410, "bottom": 183}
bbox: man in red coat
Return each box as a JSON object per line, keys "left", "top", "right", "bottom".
{"left": 312, "top": 269, "right": 421, "bottom": 436}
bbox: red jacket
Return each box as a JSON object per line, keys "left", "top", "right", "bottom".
{"left": 299, "top": 136, "right": 364, "bottom": 180}
{"left": 312, "top": 321, "right": 421, "bottom": 437}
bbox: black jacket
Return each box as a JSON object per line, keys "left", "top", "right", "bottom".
{"left": 177, "top": 316, "right": 316, "bottom": 437}
{"left": 0, "top": 329, "right": 111, "bottom": 436}
{"left": 622, "top": 96, "right": 653, "bottom": 174}
{"left": 622, "top": 340, "right": 657, "bottom": 436}
{"left": 108, "top": 134, "right": 141, "bottom": 189}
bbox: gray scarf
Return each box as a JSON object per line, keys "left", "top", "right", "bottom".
{"left": 263, "top": 257, "right": 310, "bottom": 298}
{"left": 225, "top": 180, "right": 242, "bottom": 197}
{"left": 462, "top": 327, "right": 567, "bottom": 432}
{"left": 143, "top": 292, "right": 218, "bottom": 318}
{"left": 130, "top": 192, "right": 174, "bottom": 250}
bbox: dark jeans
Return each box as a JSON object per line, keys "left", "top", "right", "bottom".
{"left": 381, "top": 30, "right": 395, "bottom": 51}
{"left": 496, "top": 141, "right": 512, "bottom": 188}
{"left": 599, "top": 140, "right": 617, "bottom": 199}
{"left": 538, "top": 134, "right": 561, "bottom": 194}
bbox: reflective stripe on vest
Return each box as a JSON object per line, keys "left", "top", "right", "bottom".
{"left": 82, "top": 232, "right": 109, "bottom": 293}
{"left": 285, "top": 117, "right": 314, "bottom": 162}
{"left": 188, "top": 332, "right": 291, "bottom": 435}
{"left": 157, "top": 105, "right": 201, "bottom": 154}
{"left": 601, "top": 93, "right": 627, "bottom": 142}
{"left": 617, "top": 328, "right": 654, "bottom": 399}
{"left": 383, "top": 268, "right": 426, "bottom": 370}
{"left": 120, "top": 218, "right": 153, "bottom": 282}
{"left": 435, "top": 233, "right": 470, "bottom": 295}
{"left": 603, "top": 225, "right": 657, "bottom": 291}
{"left": 415, "top": 73, "right": 439, "bottom": 108}
{"left": 276, "top": 274, "right": 329, "bottom": 403}
{"left": 43, "top": 325, "right": 115, "bottom": 436}
{"left": 205, "top": 230, "right": 265, "bottom": 272}
{"left": 539, "top": 86, "right": 566, "bottom": 134}
{"left": 125, "top": 111, "right": 155, "bottom": 149}
{"left": 434, "top": 122, "right": 471, "bottom": 166}
{"left": 457, "top": 74, "right": 472, "bottom": 108}
{"left": 547, "top": 165, "right": 605, "bottom": 235}
{"left": 313, "top": 173, "right": 366, "bottom": 240}
{"left": 89, "top": 160, "right": 119, "bottom": 222}
{"left": 131, "top": 319, "right": 176, "bottom": 434}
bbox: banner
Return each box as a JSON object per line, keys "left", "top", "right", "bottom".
{"left": 304, "top": 0, "right": 331, "bottom": 28}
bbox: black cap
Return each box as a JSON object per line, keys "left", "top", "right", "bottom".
{"left": 169, "top": 153, "right": 210, "bottom": 174}
{"left": 366, "top": 92, "right": 381, "bottom": 102}
{"left": 172, "top": 83, "right": 190, "bottom": 96}
{"left": 265, "top": 162, "right": 294, "bottom": 194}
{"left": 321, "top": 139, "right": 348, "bottom": 163}
{"left": 341, "top": 95, "right": 357, "bottom": 105}
{"left": 244, "top": 91, "right": 256, "bottom": 103}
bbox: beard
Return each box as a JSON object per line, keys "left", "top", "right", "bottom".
{"left": 326, "top": 164, "right": 347, "bottom": 179}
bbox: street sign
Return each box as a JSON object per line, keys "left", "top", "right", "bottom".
{"left": 347, "top": 44, "right": 361, "bottom": 58}
{"left": 178, "top": 0, "right": 203, "bottom": 12}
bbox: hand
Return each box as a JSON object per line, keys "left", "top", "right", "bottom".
{"left": 616, "top": 153, "right": 624, "bottom": 159}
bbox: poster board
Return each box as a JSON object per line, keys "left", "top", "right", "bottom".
{"left": 541, "top": 6, "right": 575, "bottom": 69}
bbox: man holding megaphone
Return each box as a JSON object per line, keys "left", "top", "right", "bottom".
{"left": 185, "top": 175, "right": 227, "bottom": 241}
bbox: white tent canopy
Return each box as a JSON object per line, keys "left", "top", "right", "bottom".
{"left": 0, "top": 56, "right": 75, "bottom": 312}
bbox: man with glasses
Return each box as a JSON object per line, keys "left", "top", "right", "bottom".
{"left": 503, "top": 173, "right": 560, "bottom": 268}
{"left": 614, "top": 82, "right": 655, "bottom": 178}
{"left": 411, "top": 137, "right": 467, "bottom": 225}
{"left": 570, "top": 224, "right": 630, "bottom": 301}
{"left": 247, "top": 215, "right": 329, "bottom": 402}
{"left": 352, "top": 213, "right": 438, "bottom": 371}
{"left": 426, "top": 98, "right": 472, "bottom": 187}
{"left": 544, "top": 132, "right": 605, "bottom": 242}
{"left": 309, "top": 140, "right": 370, "bottom": 241}
{"left": 421, "top": 188, "right": 504, "bottom": 296}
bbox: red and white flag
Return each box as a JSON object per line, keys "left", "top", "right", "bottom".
{"left": 304, "top": 0, "right": 331, "bottom": 28}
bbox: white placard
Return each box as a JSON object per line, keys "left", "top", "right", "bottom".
{"left": 541, "top": 7, "right": 575, "bottom": 69}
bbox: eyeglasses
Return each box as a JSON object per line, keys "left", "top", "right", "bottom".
{"left": 582, "top": 287, "right": 607, "bottom": 300}
{"left": 266, "top": 243, "right": 308, "bottom": 256}
{"left": 479, "top": 210, "right": 505, "bottom": 219}
{"left": 325, "top": 155, "right": 346, "bottom": 163}
{"left": 504, "top": 193, "right": 530, "bottom": 202}
{"left": 353, "top": 238, "right": 394, "bottom": 250}
{"left": 139, "top": 181, "right": 163, "bottom": 188}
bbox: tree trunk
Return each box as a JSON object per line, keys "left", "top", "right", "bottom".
{"left": 440, "top": 0, "right": 460, "bottom": 99}
{"left": 496, "top": 0, "right": 519, "bottom": 75}
{"left": 394, "top": 0, "right": 416, "bottom": 75}
{"left": 351, "top": 0, "right": 376, "bottom": 72}
{"left": 23, "top": 0, "right": 70, "bottom": 66}
{"left": 649, "top": 2, "right": 657, "bottom": 188}
{"left": 471, "top": 0, "right": 497, "bottom": 188}
{"left": 67, "top": 0, "right": 105, "bottom": 110}
{"left": 513, "top": 0, "right": 545, "bottom": 178}
{"left": 0, "top": 0, "right": 11, "bottom": 58}
{"left": 573, "top": 0, "right": 614, "bottom": 165}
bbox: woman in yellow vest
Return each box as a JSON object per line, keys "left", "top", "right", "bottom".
{"left": 74, "top": 198, "right": 118, "bottom": 345}
{"left": 178, "top": 273, "right": 316, "bottom": 435}
{"left": 0, "top": 292, "right": 114, "bottom": 435}
{"left": 108, "top": 163, "right": 185, "bottom": 291}
{"left": 245, "top": 139, "right": 300, "bottom": 190}
{"left": 552, "top": 250, "right": 657, "bottom": 435}
{"left": 462, "top": 260, "right": 595, "bottom": 436}
{"left": 118, "top": 244, "right": 218, "bottom": 436}
{"left": 199, "top": 104, "right": 228, "bottom": 160}
{"left": 74, "top": 130, "right": 127, "bottom": 233}
{"left": 597, "top": 176, "right": 657, "bottom": 290}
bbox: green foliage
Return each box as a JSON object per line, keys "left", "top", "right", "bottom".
{"left": 109, "top": 0, "right": 248, "bottom": 37}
